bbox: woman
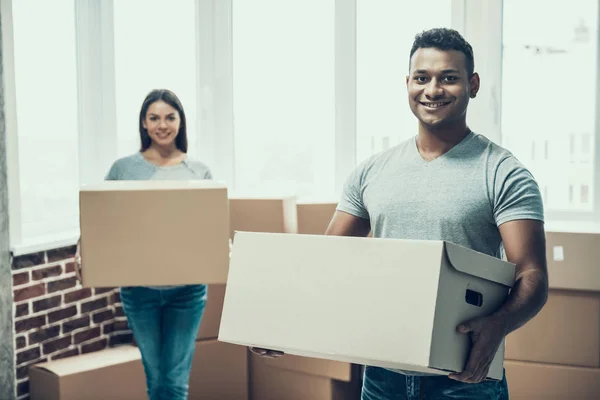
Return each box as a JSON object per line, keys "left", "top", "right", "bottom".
{"left": 76, "top": 89, "right": 211, "bottom": 400}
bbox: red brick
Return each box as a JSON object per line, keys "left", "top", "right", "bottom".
{"left": 32, "top": 265, "right": 62, "bottom": 281}
{"left": 17, "top": 379, "right": 29, "bottom": 397}
{"left": 65, "top": 262, "right": 76, "bottom": 273}
{"left": 113, "top": 320, "right": 129, "bottom": 332}
{"left": 32, "top": 295, "right": 61, "bottom": 313}
{"left": 14, "top": 284, "right": 45, "bottom": 302}
{"left": 16, "top": 336, "right": 27, "bottom": 349}
{"left": 47, "top": 245, "right": 76, "bottom": 263}
{"left": 109, "top": 333, "right": 134, "bottom": 347}
{"left": 12, "top": 252, "right": 45, "bottom": 270}
{"left": 73, "top": 327, "right": 101, "bottom": 345}
{"left": 17, "top": 347, "right": 41, "bottom": 365}
{"left": 81, "top": 297, "right": 108, "bottom": 314}
{"left": 93, "top": 309, "right": 114, "bottom": 324}
{"left": 52, "top": 348, "right": 79, "bottom": 361}
{"left": 64, "top": 288, "right": 92, "bottom": 303}
{"left": 15, "top": 315, "right": 46, "bottom": 333}
{"left": 29, "top": 325, "right": 61, "bottom": 345}
{"left": 47, "top": 306, "right": 77, "bottom": 324}
{"left": 102, "top": 322, "right": 115, "bottom": 335}
{"left": 43, "top": 336, "right": 72, "bottom": 355}
{"left": 15, "top": 303, "right": 29, "bottom": 318}
{"left": 63, "top": 316, "right": 90, "bottom": 334}
{"left": 16, "top": 365, "right": 28, "bottom": 380}
{"left": 47, "top": 277, "right": 77, "bottom": 293}
{"left": 81, "top": 338, "right": 108, "bottom": 354}
{"left": 13, "top": 272, "right": 30, "bottom": 286}
{"left": 114, "top": 305, "right": 125, "bottom": 317}
{"left": 112, "top": 291, "right": 121, "bottom": 304}
{"left": 94, "top": 288, "right": 114, "bottom": 295}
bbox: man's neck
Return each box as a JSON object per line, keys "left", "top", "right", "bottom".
{"left": 416, "top": 122, "right": 471, "bottom": 161}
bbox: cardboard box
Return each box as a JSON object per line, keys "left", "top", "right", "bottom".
{"left": 262, "top": 353, "right": 353, "bottom": 382}
{"left": 250, "top": 354, "right": 361, "bottom": 400}
{"left": 296, "top": 202, "right": 338, "bottom": 235}
{"left": 219, "top": 232, "right": 515, "bottom": 380}
{"left": 79, "top": 180, "right": 230, "bottom": 287}
{"left": 189, "top": 340, "right": 248, "bottom": 400}
{"left": 506, "top": 290, "right": 600, "bottom": 367}
{"left": 197, "top": 284, "right": 227, "bottom": 340}
{"left": 545, "top": 231, "right": 600, "bottom": 291}
{"left": 505, "top": 360, "right": 600, "bottom": 399}
{"left": 29, "top": 346, "right": 146, "bottom": 400}
{"left": 229, "top": 197, "right": 298, "bottom": 239}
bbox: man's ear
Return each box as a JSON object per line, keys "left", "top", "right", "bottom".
{"left": 469, "top": 72, "right": 480, "bottom": 98}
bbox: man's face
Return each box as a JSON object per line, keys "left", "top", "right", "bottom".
{"left": 406, "top": 47, "right": 479, "bottom": 128}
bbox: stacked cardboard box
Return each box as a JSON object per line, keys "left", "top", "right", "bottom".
{"left": 249, "top": 353, "right": 362, "bottom": 400}
{"left": 504, "top": 231, "right": 600, "bottom": 399}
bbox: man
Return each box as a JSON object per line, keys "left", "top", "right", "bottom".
{"left": 253, "top": 28, "right": 548, "bottom": 399}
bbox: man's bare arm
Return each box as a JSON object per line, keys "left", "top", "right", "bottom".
{"left": 491, "top": 219, "right": 549, "bottom": 334}
{"left": 325, "top": 210, "right": 371, "bottom": 237}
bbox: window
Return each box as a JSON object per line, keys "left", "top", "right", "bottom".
{"left": 231, "top": 0, "right": 335, "bottom": 198}
{"left": 501, "top": 0, "right": 599, "bottom": 214}
{"left": 113, "top": 0, "right": 198, "bottom": 160}
{"left": 10, "top": 0, "right": 79, "bottom": 247}
{"left": 355, "top": 0, "right": 452, "bottom": 163}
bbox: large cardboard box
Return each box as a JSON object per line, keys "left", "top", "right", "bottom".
{"left": 296, "top": 202, "right": 338, "bottom": 235}
{"left": 505, "top": 360, "right": 600, "bottom": 399}
{"left": 197, "top": 284, "right": 227, "bottom": 340}
{"left": 229, "top": 197, "right": 298, "bottom": 239}
{"left": 219, "top": 232, "right": 515, "bottom": 380}
{"left": 189, "top": 340, "right": 248, "bottom": 400}
{"left": 250, "top": 354, "right": 361, "bottom": 400}
{"left": 29, "top": 346, "right": 146, "bottom": 400}
{"left": 545, "top": 231, "right": 600, "bottom": 291}
{"left": 79, "top": 180, "right": 230, "bottom": 287}
{"left": 506, "top": 289, "right": 600, "bottom": 367}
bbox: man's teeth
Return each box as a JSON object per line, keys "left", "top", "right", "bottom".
{"left": 423, "top": 102, "right": 449, "bottom": 108}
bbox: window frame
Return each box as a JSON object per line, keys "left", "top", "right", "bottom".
{"left": 10, "top": 0, "right": 595, "bottom": 256}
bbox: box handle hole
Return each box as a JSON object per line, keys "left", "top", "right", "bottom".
{"left": 465, "top": 289, "right": 483, "bottom": 307}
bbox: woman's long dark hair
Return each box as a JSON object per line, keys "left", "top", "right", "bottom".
{"left": 139, "top": 89, "right": 188, "bottom": 153}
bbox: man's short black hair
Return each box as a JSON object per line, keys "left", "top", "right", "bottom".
{"left": 409, "top": 28, "right": 474, "bottom": 77}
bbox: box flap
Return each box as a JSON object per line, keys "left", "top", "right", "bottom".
{"left": 81, "top": 180, "right": 226, "bottom": 191}
{"left": 30, "top": 346, "right": 141, "bottom": 377}
{"left": 444, "top": 242, "right": 515, "bottom": 287}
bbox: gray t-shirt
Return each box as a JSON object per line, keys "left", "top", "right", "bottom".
{"left": 105, "top": 152, "right": 213, "bottom": 289}
{"left": 337, "top": 131, "right": 544, "bottom": 375}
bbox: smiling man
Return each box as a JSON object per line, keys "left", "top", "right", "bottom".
{"left": 251, "top": 28, "right": 548, "bottom": 399}
{"left": 324, "top": 28, "right": 549, "bottom": 399}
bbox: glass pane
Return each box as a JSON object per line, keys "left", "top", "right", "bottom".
{"left": 113, "top": 0, "right": 198, "bottom": 159}
{"left": 12, "top": 0, "right": 79, "bottom": 243}
{"left": 501, "top": 0, "right": 599, "bottom": 212}
{"left": 356, "top": 0, "right": 452, "bottom": 163}
{"left": 232, "top": 0, "right": 335, "bottom": 198}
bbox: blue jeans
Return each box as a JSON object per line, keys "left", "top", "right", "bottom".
{"left": 120, "top": 285, "right": 207, "bottom": 400}
{"left": 361, "top": 366, "right": 509, "bottom": 400}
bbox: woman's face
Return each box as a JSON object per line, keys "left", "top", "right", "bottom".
{"left": 143, "top": 100, "right": 181, "bottom": 148}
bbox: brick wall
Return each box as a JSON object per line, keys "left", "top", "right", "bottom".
{"left": 11, "top": 245, "right": 133, "bottom": 399}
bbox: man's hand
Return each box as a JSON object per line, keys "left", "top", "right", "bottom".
{"left": 448, "top": 316, "right": 507, "bottom": 384}
{"left": 249, "top": 347, "right": 284, "bottom": 359}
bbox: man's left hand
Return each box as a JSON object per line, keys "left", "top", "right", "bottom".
{"left": 448, "top": 316, "right": 507, "bottom": 384}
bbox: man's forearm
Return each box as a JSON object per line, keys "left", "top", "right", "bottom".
{"left": 490, "top": 267, "right": 549, "bottom": 336}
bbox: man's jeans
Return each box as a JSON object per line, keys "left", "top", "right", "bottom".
{"left": 361, "top": 366, "right": 509, "bottom": 400}
{"left": 120, "top": 285, "right": 207, "bottom": 400}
